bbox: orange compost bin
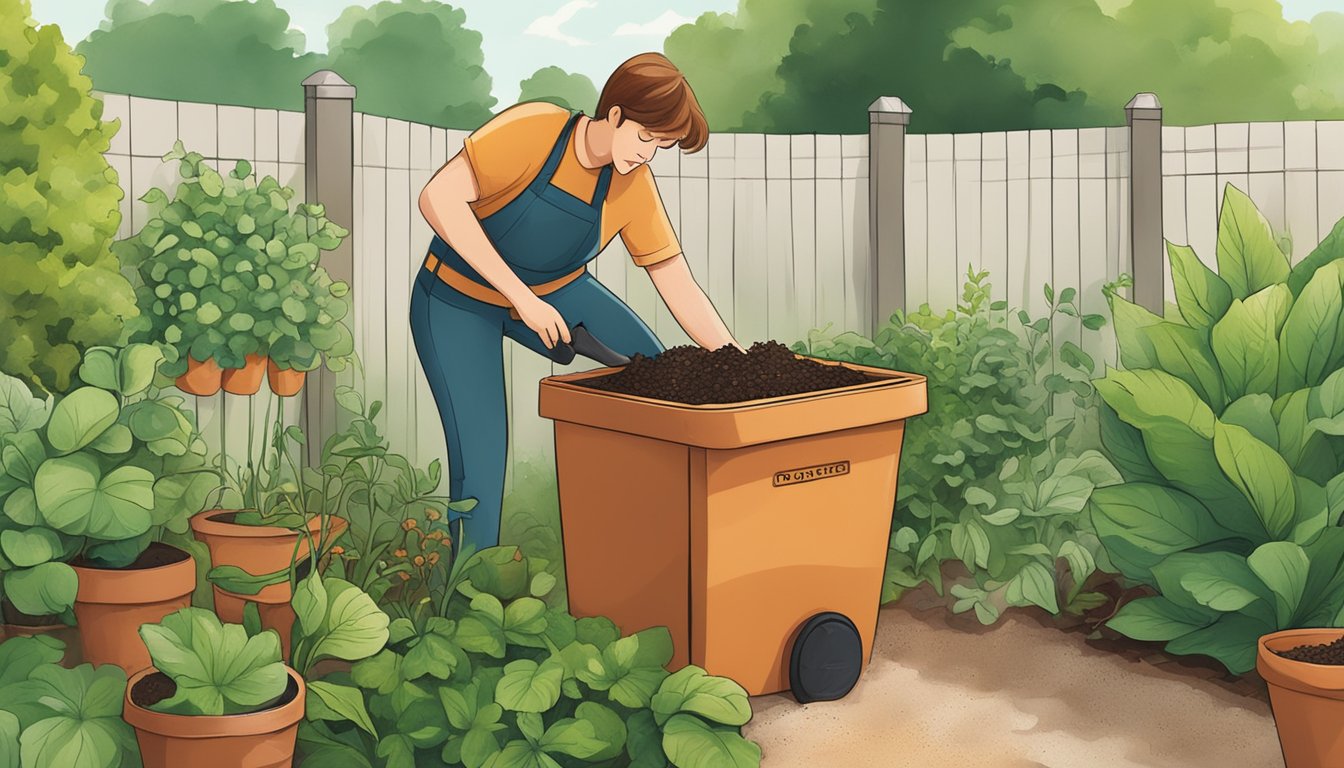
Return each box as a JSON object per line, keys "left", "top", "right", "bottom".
{"left": 538, "top": 356, "right": 927, "bottom": 701}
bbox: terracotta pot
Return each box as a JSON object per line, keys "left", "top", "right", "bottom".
{"left": 124, "top": 666, "right": 305, "bottom": 768}
{"left": 266, "top": 360, "right": 306, "bottom": 397}
{"left": 176, "top": 356, "right": 222, "bottom": 396}
{"left": 221, "top": 354, "right": 267, "bottom": 395}
{"left": 71, "top": 543, "right": 196, "bottom": 675}
{"left": 190, "top": 511, "right": 348, "bottom": 658}
{"left": 1259, "top": 628, "right": 1344, "bottom": 768}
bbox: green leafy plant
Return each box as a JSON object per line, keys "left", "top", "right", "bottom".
{"left": 0, "top": 343, "right": 214, "bottom": 618}
{"left": 0, "top": 634, "right": 140, "bottom": 768}
{"left": 0, "top": 0, "right": 139, "bottom": 396}
{"left": 1093, "top": 183, "right": 1344, "bottom": 673}
{"left": 116, "top": 140, "right": 354, "bottom": 377}
{"left": 796, "top": 266, "right": 1118, "bottom": 623}
{"left": 297, "top": 544, "right": 761, "bottom": 768}
{"left": 139, "top": 607, "right": 289, "bottom": 716}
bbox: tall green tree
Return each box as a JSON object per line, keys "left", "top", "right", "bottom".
{"left": 747, "top": 0, "right": 1095, "bottom": 134}
{"left": 664, "top": 0, "right": 876, "bottom": 131}
{"left": 324, "top": 0, "right": 496, "bottom": 129}
{"left": 1, "top": 0, "right": 138, "bottom": 395}
{"left": 75, "top": 0, "right": 322, "bottom": 111}
{"left": 518, "top": 66, "right": 598, "bottom": 114}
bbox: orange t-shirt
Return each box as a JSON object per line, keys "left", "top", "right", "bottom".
{"left": 461, "top": 102, "right": 682, "bottom": 268}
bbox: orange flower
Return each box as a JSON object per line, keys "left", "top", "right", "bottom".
{"left": 414, "top": 555, "right": 425, "bottom": 566}
{"left": 513, "top": 548, "right": 523, "bottom": 562}
{"left": 427, "top": 552, "right": 440, "bottom": 565}
{"left": 398, "top": 572, "right": 411, "bottom": 582}
{"left": 394, "top": 548, "right": 407, "bottom": 558}
{"left": 330, "top": 546, "right": 345, "bottom": 555}
{"left": 402, "top": 519, "right": 417, "bottom": 531}
{"left": 427, "top": 530, "right": 444, "bottom": 541}
{"left": 426, "top": 509, "right": 441, "bottom": 521}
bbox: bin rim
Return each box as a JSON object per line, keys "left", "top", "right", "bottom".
{"left": 539, "top": 354, "right": 926, "bottom": 413}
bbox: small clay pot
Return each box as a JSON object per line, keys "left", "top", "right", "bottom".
{"left": 71, "top": 543, "right": 196, "bottom": 675}
{"left": 221, "top": 354, "right": 267, "bottom": 395}
{"left": 1259, "top": 628, "right": 1344, "bottom": 768}
{"left": 266, "top": 359, "right": 306, "bottom": 397}
{"left": 190, "top": 511, "right": 348, "bottom": 658}
{"left": 124, "top": 666, "right": 305, "bottom": 768}
{"left": 176, "top": 356, "right": 222, "bottom": 396}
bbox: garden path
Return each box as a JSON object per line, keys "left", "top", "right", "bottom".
{"left": 742, "top": 585, "right": 1283, "bottom": 768}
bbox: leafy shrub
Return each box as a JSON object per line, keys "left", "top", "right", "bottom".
{"left": 1094, "top": 184, "right": 1344, "bottom": 673}
{"left": 140, "top": 607, "right": 288, "bottom": 716}
{"left": 116, "top": 140, "right": 354, "bottom": 376}
{"left": 299, "top": 545, "right": 761, "bottom": 768}
{"left": 0, "top": 0, "right": 138, "bottom": 395}
{"left": 0, "top": 634, "right": 139, "bottom": 768}
{"left": 0, "top": 343, "right": 213, "bottom": 618}
{"left": 795, "top": 267, "right": 1119, "bottom": 622}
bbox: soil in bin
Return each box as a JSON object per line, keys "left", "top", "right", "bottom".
{"left": 574, "top": 340, "right": 872, "bottom": 405}
{"left": 131, "top": 671, "right": 300, "bottom": 711}
{"left": 1275, "top": 635, "right": 1344, "bottom": 664}
{"left": 69, "top": 541, "right": 188, "bottom": 570}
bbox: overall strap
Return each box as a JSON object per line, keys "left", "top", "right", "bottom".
{"left": 532, "top": 110, "right": 582, "bottom": 189}
{"left": 589, "top": 163, "right": 613, "bottom": 207}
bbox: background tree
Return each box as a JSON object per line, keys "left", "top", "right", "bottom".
{"left": 75, "top": 0, "right": 321, "bottom": 111}
{"left": 518, "top": 66, "right": 598, "bottom": 114}
{"left": 2, "top": 0, "right": 138, "bottom": 395}
{"left": 324, "top": 0, "right": 496, "bottom": 129}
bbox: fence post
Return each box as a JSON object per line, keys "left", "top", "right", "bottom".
{"left": 869, "top": 97, "right": 912, "bottom": 335}
{"left": 301, "top": 70, "right": 356, "bottom": 467}
{"left": 1126, "top": 92, "right": 1164, "bottom": 314}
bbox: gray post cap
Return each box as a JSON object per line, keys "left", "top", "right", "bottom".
{"left": 869, "top": 96, "right": 911, "bottom": 125}
{"left": 1125, "top": 92, "right": 1162, "bottom": 121}
{"left": 303, "top": 70, "right": 356, "bottom": 99}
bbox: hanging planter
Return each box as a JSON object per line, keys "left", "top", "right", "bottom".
{"left": 221, "top": 353, "right": 267, "bottom": 395}
{"left": 175, "top": 355, "right": 222, "bottom": 396}
{"left": 266, "top": 359, "right": 306, "bottom": 397}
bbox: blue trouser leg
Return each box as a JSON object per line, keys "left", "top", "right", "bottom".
{"left": 409, "top": 271, "right": 510, "bottom": 553}
{"left": 503, "top": 273, "right": 665, "bottom": 360}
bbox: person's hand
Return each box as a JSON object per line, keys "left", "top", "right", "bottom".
{"left": 514, "top": 294, "right": 571, "bottom": 350}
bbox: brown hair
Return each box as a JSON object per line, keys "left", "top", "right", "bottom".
{"left": 596, "top": 53, "right": 708, "bottom": 154}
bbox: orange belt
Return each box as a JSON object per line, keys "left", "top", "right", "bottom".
{"left": 423, "top": 252, "right": 586, "bottom": 320}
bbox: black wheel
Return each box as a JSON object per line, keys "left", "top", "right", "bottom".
{"left": 789, "top": 612, "right": 863, "bottom": 703}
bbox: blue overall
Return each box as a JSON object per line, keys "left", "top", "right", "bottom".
{"left": 409, "top": 110, "right": 665, "bottom": 552}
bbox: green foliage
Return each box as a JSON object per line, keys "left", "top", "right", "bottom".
{"left": 0, "top": 0, "right": 138, "bottom": 395}
{"left": 139, "top": 607, "right": 288, "bottom": 716}
{"left": 117, "top": 140, "right": 353, "bottom": 376}
{"left": 519, "top": 67, "right": 599, "bottom": 114}
{"left": 1094, "top": 184, "right": 1344, "bottom": 673}
{"left": 297, "top": 545, "right": 760, "bottom": 768}
{"left": 0, "top": 635, "right": 139, "bottom": 768}
{"left": 75, "top": 0, "right": 325, "bottom": 112}
{"left": 324, "top": 0, "right": 496, "bottom": 129}
{"left": 796, "top": 266, "right": 1118, "bottom": 622}
{"left": 0, "top": 344, "right": 213, "bottom": 617}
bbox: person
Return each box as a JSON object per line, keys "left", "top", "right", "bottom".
{"left": 411, "top": 52, "right": 745, "bottom": 552}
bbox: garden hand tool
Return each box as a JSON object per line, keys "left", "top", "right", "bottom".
{"left": 547, "top": 323, "right": 632, "bottom": 367}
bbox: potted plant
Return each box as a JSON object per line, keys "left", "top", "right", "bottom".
{"left": 125, "top": 574, "right": 387, "bottom": 768}
{"left": 1258, "top": 628, "right": 1344, "bottom": 768}
{"left": 0, "top": 343, "right": 216, "bottom": 674}
{"left": 115, "top": 140, "right": 353, "bottom": 398}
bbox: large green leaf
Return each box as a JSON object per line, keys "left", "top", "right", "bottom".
{"left": 1099, "top": 404, "right": 1163, "bottom": 484}
{"left": 0, "top": 374, "right": 50, "bottom": 434}
{"left": 5, "top": 563, "right": 78, "bottom": 616}
{"left": 1141, "top": 322, "right": 1225, "bottom": 410}
{"left": 139, "top": 607, "right": 287, "bottom": 716}
{"left": 0, "top": 710, "right": 17, "bottom": 768}
{"left": 1107, "top": 295, "right": 1163, "bottom": 370}
{"left": 1163, "top": 610, "right": 1274, "bottom": 674}
{"left": 1091, "top": 483, "right": 1242, "bottom": 583}
{"left": 1279, "top": 261, "right": 1344, "bottom": 392}
{"left": 495, "top": 658, "right": 564, "bottom": 713}
{"left": 0, "top": 635, "right": 64, "bottom": 690}
{"left": 1212, "top": 421, "right": 1295, "bottom": 540}
{"left": 46, "top": 388, "right": 119, "bottom": 455}
{"left": 1169, "top": 242, "right": 1233, "bottom": 329}
{"left": 1247, "top": 541, "right": 1311, "bottom": 627}
{"left": 1287, "top": 214, "right": 1344, "bottom": 296}
{"left": 650, "top": 666, "right": 752, "bottom": 728}
{"left": 0, "top": 529, "right": 65, "bottom": 568}
{"left": 302, "top": 577, "right": 390, "bottom": 664}
{"left": 307, "top": 680, "right": 377, "bottom": 738}
{"left": 34, "top": 455, "right": 154, "bottom": 539}
{"left": 1150, "top": 552, "right": 1274, "bottom": 632}
{"left": 1220, "top": 394, "right": 1278, "bottom": 451}
{"left": 1211, "top": 285, "right": 1291, "bottom": 401}
{"left": 1216, "top": 184, "right": 1290, "bottom": 300}
{"left": 10, "top": 664, "right": 137, "bottom": 768}
{"left": 661, "top": 714, "right": 760, "bottom": 768}
{"left": 1107, "top": 595, "right": 1216, "bottom": 641}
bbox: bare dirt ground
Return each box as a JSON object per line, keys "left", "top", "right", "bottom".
{"left": 743, "top": 585, "right": 1285, "bottom": 768}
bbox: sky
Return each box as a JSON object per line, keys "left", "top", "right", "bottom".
{"left": 25, "top": 0, "right": 1343, "bottom": 109}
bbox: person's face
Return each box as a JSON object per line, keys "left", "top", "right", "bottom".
{"left": 607, "top": 106, "right": 681, "bottom": 174}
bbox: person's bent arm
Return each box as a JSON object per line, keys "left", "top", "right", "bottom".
{"left": 418, "top": 152, "right": 570, "bottom": 349}
{"left": 645, "top": 254, "right": 745, "bottom": 352}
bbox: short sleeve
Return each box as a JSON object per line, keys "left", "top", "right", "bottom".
{"left": 461, "top": 103, "right": 560, "bottom": 207}
{"left": 618, "top": 166, "right": 682, "bottom": 268}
